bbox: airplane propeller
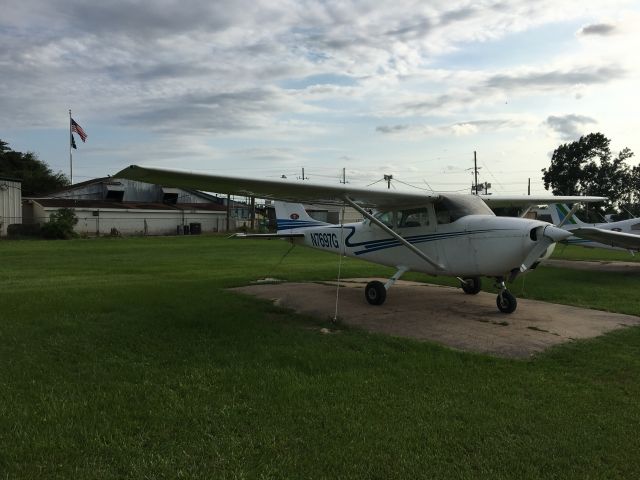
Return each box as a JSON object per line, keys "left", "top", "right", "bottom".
{"left": 519, "top": 224, "right": 572, "bottom": 272}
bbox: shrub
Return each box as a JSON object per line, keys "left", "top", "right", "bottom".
{"left": 41, "top": 208, "right": 78, "bottom": 239}
{"left": 7, "top": 223, "right": 42, "bottom": 238}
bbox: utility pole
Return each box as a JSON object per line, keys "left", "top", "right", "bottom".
{"left": 250, "top": 196, "right": 255, "bottom": 230}
{"left": 527, "top": 178, "right": 531, "bottom": 195}
{"left": 340, "top": 167, "right": 347, "bottom": 184}
{"left": 299, "top": 167, "right": 308, "bottom": 180}
{"left": 468, "top": 151, "right": 481, "bottom": 194}
{"left": 384, "top": 174, "right": 393, "bottom": 189}
{"left": 474, "top": 151, "right": 479, "bottom": 195}
{"left": 226, "top": 194, "right": 231, "bottom": 232}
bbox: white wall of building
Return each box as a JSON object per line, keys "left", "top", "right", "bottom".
{"left": 0, "top": 178, "right": 22, "bottom": 236}
{"left": 33, "top": 205, "right": 231, "bottom": 236}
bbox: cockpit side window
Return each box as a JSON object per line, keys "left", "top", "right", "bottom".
{"left": 434, "top": 202, "right": 452, "bottom": 224}
{"left": 374, "top": 210, "right": 394, "bottom": 228}
{"left": 398, "top": 208, "right": 430, "bottom": 228}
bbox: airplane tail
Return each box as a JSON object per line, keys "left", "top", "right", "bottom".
{"left": 549, "top": 203, "right": 585, "bottom": 227}
{"left": 274, "top": 201, "right": 329, "bottom": 233}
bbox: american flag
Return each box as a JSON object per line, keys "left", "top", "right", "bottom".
{"left": 71, "top": 118, "right": 88, "bottom": 142}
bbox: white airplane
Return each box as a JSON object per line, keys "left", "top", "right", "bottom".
{"left": 536, "top": 203, "right": 640, "bottom": 252}
{"left": 116, "top": 165, "right": 605, "bottom": 314}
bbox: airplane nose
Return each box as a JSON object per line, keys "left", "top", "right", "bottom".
{"left": 519, "top": 223, "right": 572, "bottom": 273}
{"left": 542, "top": 224, "right": 572, "bottom": 242}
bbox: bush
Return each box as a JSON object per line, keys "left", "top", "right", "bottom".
{"left": 7, "top": 223, "right": 42, "bottom": 237}
{"left": 41, "top": 208, "right": 78, "bottom": 239}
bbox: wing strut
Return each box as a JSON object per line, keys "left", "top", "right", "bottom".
{"left": 343, "top": 196, "right": 445, "bottom": 271}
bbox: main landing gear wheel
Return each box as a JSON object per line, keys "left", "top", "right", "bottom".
{"left": 496, "top": 290, "right": 517, "bottom": 314}
{"left": 365, "top": 281, "right": 387, "bottom": 305}
{"left": 461, "top": 277, "right": 481, "bottom": 295}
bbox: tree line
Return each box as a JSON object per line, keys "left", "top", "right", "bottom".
{"left": 0, "top": 139, "right": 69, "bottom": 196}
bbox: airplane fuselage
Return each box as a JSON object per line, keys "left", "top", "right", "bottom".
{"left": 294, "top": 215, "right": 554, "bottom": 277}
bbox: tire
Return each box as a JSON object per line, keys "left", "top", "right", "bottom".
{"left": 461, "top": 277, "right": 481, "bottom": 295}
{"left": 496, "top": 290, "right": 517, "bottom": 314}
{"left": 365, "top": 281, "right": 387, "bottom": 305}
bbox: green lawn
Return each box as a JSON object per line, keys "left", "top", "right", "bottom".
{"left": 1, "top": 236, "right": 639, "bottom": 479}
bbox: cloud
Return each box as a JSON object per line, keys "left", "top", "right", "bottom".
{"left": 451, "top": 123, "right": 479, "bottom": 136}
{"left": 376, "top": 124, "right": 411, "bottom": 134}
{"left": 376, "top": 118, "right": 523, "bottom": 138}
{"left": 484, "top": 66, "right": 625, "bottom": 90}
{"left": 544, "top": 114, "right": 597, "bottom": 140}
{"left": 121, "top": 87, "right": 301, "bottom": 133}
{"left": 390, "top": 63, "right": 625, "bottom": 117}
{"left": 578, "top": 23, "right": 617, "bottom": 36}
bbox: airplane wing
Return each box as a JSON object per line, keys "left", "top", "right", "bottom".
{"left": 570, "top": 227, "right": 640, "bottom": 251}
{"left": 480, "top": 195, "right": 606, "bottom": 208}
{"left": 114, "top": 165, "right": 438, "bottom": 209}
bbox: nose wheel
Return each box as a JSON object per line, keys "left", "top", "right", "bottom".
{"left": 495, "top": 279, "right": 517, "bottom": 313}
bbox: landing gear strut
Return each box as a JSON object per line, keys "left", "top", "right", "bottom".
{"left": 365, "top": 266, "right": 408, "bottom": 306}
{"left": 495, "top": 278, "right": 517, "bottom": 314}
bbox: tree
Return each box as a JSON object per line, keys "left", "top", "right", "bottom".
{"left": 0, "top": 139, "right": 69, "bottom": 196}
{"left": 542, "top": 133, "right": 635, "bottom": 213}
{"left": 628, "top": 165, "right": 640, "bottom": 217}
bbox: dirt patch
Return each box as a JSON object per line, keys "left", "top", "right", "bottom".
{"left": 231, "top": 279, "right": 640, "bottom": 359}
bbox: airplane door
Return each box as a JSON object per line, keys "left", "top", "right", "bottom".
{"left": 433, "top": 202, "right": 478, "bottom": 273}
{"left": 396, "top": 207, "right": 441, "bottom": 270}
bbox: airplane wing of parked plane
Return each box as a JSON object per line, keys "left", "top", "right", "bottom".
{"left": 117, "top": 165, "right": 603, "bottom": 209}
{"left": 570, "top": 227, "right": 640, "bottom": 251}
{"left": 479, "top": 195, "right": 605, "bottom": 208}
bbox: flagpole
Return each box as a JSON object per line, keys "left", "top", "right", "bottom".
{"left": 69, "top": 109, "right": 73, "bottom": 184}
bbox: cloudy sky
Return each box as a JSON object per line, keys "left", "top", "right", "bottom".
{"left": 2, "top": 0, "right": 639, "bottom": 194}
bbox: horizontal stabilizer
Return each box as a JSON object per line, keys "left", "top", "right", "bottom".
{"left": 232, "top": 233, "right": 305, "bottom": 239}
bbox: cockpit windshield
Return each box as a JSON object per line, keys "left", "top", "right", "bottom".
{"left": 371, "top": 194, "right": 494, "bottom": 228}
{"left": 434, "top": 194, "right": 494, "bottom": 223}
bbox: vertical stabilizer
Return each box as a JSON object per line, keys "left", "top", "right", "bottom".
{"left": 550, "top": 203, "right": 584, "bottom": 226}
{"left": 274, "top": 201, "right": 328, "bottom": 233}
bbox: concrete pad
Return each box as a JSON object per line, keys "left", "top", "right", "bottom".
{"left": 231, "top": 279, "right": 640, "bottom": 359}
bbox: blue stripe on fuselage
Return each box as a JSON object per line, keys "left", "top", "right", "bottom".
{"left": 334, "top": 226, "right": 516, "bottom": 256}
{"left": 276, "top": 219, "right": 327, "bottom": 230}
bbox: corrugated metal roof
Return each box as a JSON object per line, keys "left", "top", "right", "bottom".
{"left": 31, "top": 198, "right": 227, "bottom": 211}
{"left": 0, "top": 176, "right": 22, "bottom": 182}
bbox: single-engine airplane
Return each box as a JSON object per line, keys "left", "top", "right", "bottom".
{"left": 116, "top": 165, "right": 605, "bottom": 314}
{"left": 535, "top": 203, "right": 640, "bottom": 252}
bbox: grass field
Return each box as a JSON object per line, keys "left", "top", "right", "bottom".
{"left": 1, "top": 236, "right": 639, "bottom": 479}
